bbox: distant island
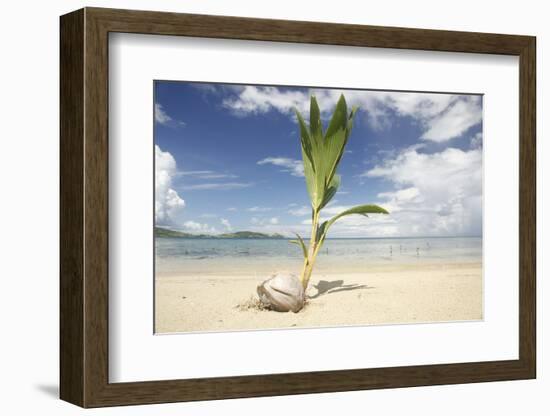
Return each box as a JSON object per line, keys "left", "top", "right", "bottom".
{"left": 155, "top": 227, "right": 286, "bottom": 239}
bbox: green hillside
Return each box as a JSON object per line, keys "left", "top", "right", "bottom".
{"left": 155, "top": 227, "right": 285, "bottom": 239}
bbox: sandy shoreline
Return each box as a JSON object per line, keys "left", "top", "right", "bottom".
{"left": 155, "top": 262, "right": 482, "bottom": 333}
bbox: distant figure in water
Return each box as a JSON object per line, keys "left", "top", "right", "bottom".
{"left": 390, "top": 245, "right": 393, "bottom": 256}
{"left": 416, "top": 247, "right": 420, "bottom": 256}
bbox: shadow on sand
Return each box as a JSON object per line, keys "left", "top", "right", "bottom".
{"left": 308, "top": 279, "right": 373, "bottom": 299}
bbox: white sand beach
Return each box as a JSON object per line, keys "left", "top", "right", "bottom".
{"left": 155, "top": 261, "right": 482, "bottom": 333}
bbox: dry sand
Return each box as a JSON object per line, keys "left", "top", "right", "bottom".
{"left": 155, "top": 262, "right": 482, "bottom": 333}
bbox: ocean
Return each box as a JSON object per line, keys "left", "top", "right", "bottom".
{"left": 155, "top": 236, "right": 482, "bottom": 276}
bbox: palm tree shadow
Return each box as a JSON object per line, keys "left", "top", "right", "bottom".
{"left": 308, "top": 279, "right": 373, "bottom": 299}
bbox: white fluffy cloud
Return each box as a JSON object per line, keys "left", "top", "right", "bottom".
{"left": 155, "top": 145, "right": 185, "bottom": 225}
{"left": 155, "top": 103, "right": 172, "bottom": 124}
{"left": 177, "top": 170, "right": 249, "bottom": 191}
{"left": 250, "top": 216, "right": 280, "bottom": 226}
{"left": 182, "top": 220, "right": 217, "bottom": 234}
{"left": 222, "top": 86, "right": 307, "bottom": 116}
{"left": 291, "top": 146, "right": 482, "bottom": 238}
{"left": 220, "top": 218, "right": 232, "bottom": 230}
{"left": 180, "top": 182, "right": 252, "bottom": 191}
{"left": 364, "top": 146, "right": 482, "bottom": 236}
{"left": 155, "top": 103, "right": 185, "bottom": 126}
{"left": 298, "top": 203, "right": 396, "bottom": 238}
{"left": 288, "top": 205, "right": 311, "bottom": 216}
{"left": 247, "top": 206, "right": 272, "bottom": 212}
{"left": 470, "top": 132, "right": 483, "bottom": 149}
{"left": 223, "top": 86, "right": 482, "bottom": 142}
{"left": 420, "top": 96, "right": 482, "bottom": 142}
{"left": 257, "top": 157, "right": 304, "bottom": 177}
{"left": 178, "top": 170, "right": 237, "bottom": 179}
{"left": 301, "top": 211, "right": 398, "bottom": 238}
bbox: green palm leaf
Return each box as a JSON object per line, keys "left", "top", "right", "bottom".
{"left": 309, "top": 96, "right": 323, "bottom": 143}
{"left": 319, "top": 174, "right": 340, "bottom": 210}
{"left": 324, "top": 94, "right": 348, "bottom": 138}
{"left": 295, "top": 110, "right": 315, "bottom": 171}
{"left": 323, "top": 127, "right": 347, "bottom": 190}
{"left": 289, "top": 232, "right": 309, "bottom": 260}
{"left": 291, "top": 94, "right": 391, "bottom": 292}
{"left": 317, "top": 204, "right": 389, "bottom": 247}
{"left": 301, "top": 147, "right": 316, "bottom": 204}
{"left": 310, "top": 97, "right": 328, "bottom": 207}
{"left": 346, "top": 106, "right": 359, "bottom": 139}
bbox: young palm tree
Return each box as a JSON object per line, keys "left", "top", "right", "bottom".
{"left": 257, "top": 95, "right": 389, "bottom": 312}
{"left": 290, "top": 94, "right": 389, "bottom": 291}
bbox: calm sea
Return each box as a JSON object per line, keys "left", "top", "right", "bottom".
{"left": 155, "top": 237, "right": 482, "bottom": 276}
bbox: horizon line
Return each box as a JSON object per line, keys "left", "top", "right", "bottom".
{"left": 155, "top": 226, "right": 481, "bottom": 239}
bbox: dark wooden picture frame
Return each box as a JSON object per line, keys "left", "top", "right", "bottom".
{"left": 60, "top": 7, "right": 536, "bottom": 408}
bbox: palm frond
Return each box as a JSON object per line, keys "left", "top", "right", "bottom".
{"left": 324, "top": 94, "right": 348, "bottom": 139}
{"left": 294, "top": 95, "right": 356, "bottom": 210}
{"left": 295, "top": 110, "right": 315, "bottom": 171}
{"left": 317, "top": 204, "right": 389, "bottom": 247}
{"left": 319, "top": 174, "right": 340, "bottom": 210}
{"left": 309, "top": 95, "right": 323, "bottom": 142}
{"left": 291, "top": 94, "right": 391, "bottom": 291}
{"left": 289, "top": 232, "right": 309, "bottom": 260}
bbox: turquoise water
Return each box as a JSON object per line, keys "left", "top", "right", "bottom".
{"left": 155, "top": 237, "right": 482, "bottom": 276}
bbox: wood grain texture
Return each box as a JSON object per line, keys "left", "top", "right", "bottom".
{"left": 59, "top": 8, "right": 84, "bottom": 406}
{"left": 83, "top": 10, "right": 110, "bottom": 406}
{"left": 59, "top": 7, "right": 537, "bottom": 408}
{"left": 518, "top": 38, "right": 537, "bottom": 375}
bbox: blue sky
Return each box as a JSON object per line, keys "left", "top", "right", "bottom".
{"left": 154, "top": 81, "right": 483, "bottom": 238}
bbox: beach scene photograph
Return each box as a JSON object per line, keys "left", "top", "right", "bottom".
{"left": 154, "top": 81, "right": 483, "bottom": 334}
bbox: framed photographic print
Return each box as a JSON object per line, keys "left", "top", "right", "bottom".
{"left": 60, "top": 7, "right": 536, "bottom": 408}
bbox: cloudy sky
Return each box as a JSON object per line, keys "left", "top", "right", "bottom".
{"left": 154, "top": 81, "right": 483, "bottom": 238}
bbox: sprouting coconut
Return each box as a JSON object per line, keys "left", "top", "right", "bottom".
{"left": 257, "top": 94, "right": 389, "bottom": 313}
{"left": 257, "top": 272, "right": 304, "bottom": 312}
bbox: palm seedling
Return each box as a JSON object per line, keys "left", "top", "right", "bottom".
{"left": 257, "top": 94, "right": 388, "bottom": 313}
{"left": 290, "top": 94, "right": 389, "bottom": 291}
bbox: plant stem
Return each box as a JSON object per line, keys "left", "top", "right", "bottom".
{"left": 300, "top": 209, "right": 319, "bottom": 290}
